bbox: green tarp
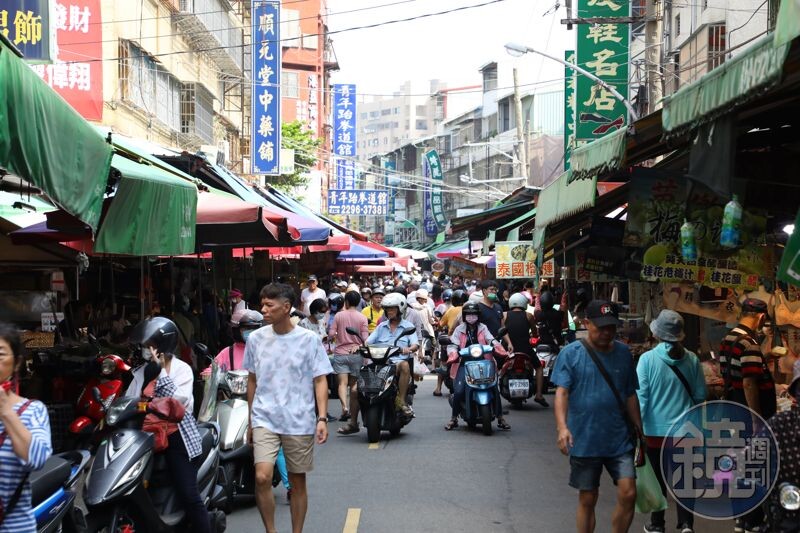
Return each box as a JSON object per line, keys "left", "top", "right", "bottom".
{"left": 94, "top": 155, "right": 197, "bottom": 256}
{"left": 568, "top": 127, "right": 627, "bottom": 182}
{"left": 534, "top": 170, "right": 597, "bottom": 230}
{"left": 0, "top": 41, "right": 112, "bottom": 231}
{"left": 662, "top": 34, "right": 790, "bottom": 139}
{"left": 775, "top": 0, "right": 800, "bottom": 47}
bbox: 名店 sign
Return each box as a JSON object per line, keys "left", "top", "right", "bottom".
{"left": 251, "top": 1, "right": 281, "bottom": 175}
{"left": 495, "top": 241, "right": 537, "bottom": 279}
{"left": 333, "top": 84, "right": 356, "bottom": 157}
{"left": 327, "top": 189, "right": 388, "bottom": 216}
{"left": 575, "top": 0, "right": 630, "bottom": 142}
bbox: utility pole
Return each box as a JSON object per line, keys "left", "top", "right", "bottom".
{"left": 513, "top": 68, "right": 528, "bottom": 181}
{"left": 645, "top": 0, "right": 664, "bottom": 112}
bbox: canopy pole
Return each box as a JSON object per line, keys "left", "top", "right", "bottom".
{"left": 197, "top": 254, "right": 203, "bottom": 312}
{"left": 110, "top": 257, "right": 116, "bottom": 314}
{"left": 241, "top": 248, "right": 247, "bottom": 302}
{"left": 140, "top": 256, "right": 145, "bottom": 320}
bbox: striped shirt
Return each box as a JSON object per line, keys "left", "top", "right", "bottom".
{"left": 0, "top": 400, "right": 52, "bottom": 533}
{"left": 719, "top": 325, "right": 776, "bottom": 418}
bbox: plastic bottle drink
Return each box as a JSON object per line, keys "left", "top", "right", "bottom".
{"left": 681, "top": 220, "right": 697, "bottom": 261}
{"left": 720, "top": 195, "right": 742, "bottom": 248}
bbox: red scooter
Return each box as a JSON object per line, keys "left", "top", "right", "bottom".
{"left": 68, "top": 353, "right": 131, "bottom": 448}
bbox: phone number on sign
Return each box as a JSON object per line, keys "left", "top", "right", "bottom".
{"left": 329, "top": 205, "right": 387, "bottom": 216}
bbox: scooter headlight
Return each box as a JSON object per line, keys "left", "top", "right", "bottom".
{"left": 111, "top": 452, "right": 150, "bottom": 494}
{"left": 469, "top": 345, "right": 483, "bottom": 358}
{"left": 106, "top": 398, "right": 135, "bottom": 426}
{"left": 779, "top": 483, "right": 800, "bottom": 511}
{"left": 101, "top": 357, "right": 116, "bottom": 375}
{"left": 225, "top": 371, "right": 249, "bottom": 395}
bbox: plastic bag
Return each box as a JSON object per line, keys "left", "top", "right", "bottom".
{"left": 635, "top": 458, "right": 668, "bottom": 514}
{"left": 413, "top": 358, "right": 430, "bottom": 376}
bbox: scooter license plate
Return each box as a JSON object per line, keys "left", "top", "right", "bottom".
{"left": 542, "top": 366, "right": 550, "bottom": 377}
{"left": 508, "top": 379, "right": 529, "bottom": 398}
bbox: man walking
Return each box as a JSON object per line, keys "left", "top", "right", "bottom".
{"left": 244, "top": 283, "right": 333, "bottom": 533}
{"left": 550, "top": 300, "right": 641, "bottom": 533}
{"left": 300, "top": 275, "right": 326, "bottom": 317}
{"left": 329, "top": 291, "right": 369, "bottom": 421}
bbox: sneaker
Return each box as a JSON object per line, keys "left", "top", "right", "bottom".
{"left": 744, "top": 524, "right": 767, "bottom": 533}
{"left": 734, "top": 518, "right": 744, "bottom": 533}
{"left": 676, "top": 525, "right": 693, "bottom": 533}
{"left": 643, "top": 524, "right": 665, "bottom": 533}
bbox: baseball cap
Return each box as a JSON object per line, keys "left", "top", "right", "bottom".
{"left": 307, "top": 275, "right": 318, "bottom": 282}
{"left": 741, "top": 298, "right": 768, "bottom": 314}
{"left": 585, "top": 300, "right": 621, "bottom": 328}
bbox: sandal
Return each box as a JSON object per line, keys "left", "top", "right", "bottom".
{"left": 337, "top": 423, "right": 360, "bottom": 435}
{"left": 433, "top": 391, "right": 443, "bottom": 397}
{"left": 497, "top": 418, "right": 511, "bottom": 431}
{"left": 534, "top": 397, "right": 549, "bottom": 407}
{"left": 444, "top": 418, "right": 458, "bottom": 431}
{"left": 338, "top": 410, "right": 350, "bottom": 422}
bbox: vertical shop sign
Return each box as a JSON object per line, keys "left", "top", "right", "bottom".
{"left": 333, "top": 84, "right": 356, "bottom": 157}
{"left": 251, "top": 1, "right": 281, "bottom": 175}
{"left": 422, "top": 158, "right": 437, "bottom": 237}
{"left": 1, "top": 0, "right": 54, "bottom": 61}
{"left": 425, "top": 149, "right": 446, "bottom": 230}
{"left": 384, "top": 159, "right": 396, "bottom": 245}
{"left": 335, "top": 158, "right": 355, "bottom": 189}
{"left": 564, "top": 50, "right": 576, "bottom": 170}
{"left": 25, "top": 0, "right": 104, "bottom": 121}
{"left": 575, "top": 0, "right": 629, "bottom": 142}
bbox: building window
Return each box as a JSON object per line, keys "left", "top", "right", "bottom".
{"left": 281, "top": 71, "right": 299, "bottom": 98}
{"left": 119, "top": 40, "right": 180, "bottom": 132}
{"left": 708, "top": 23, "right": 727, "bottom": 70}
{"left": 702, "top": 0, "right": 708, "bottom": 10}
{"left": 675, "top": 14, "right": 681, "bottom": 36}
{"left": 415, "top": 105, "right": 426, "bottom": 116}
{"left": 384, "top": 137, "right": 388, "bottom": 145}
{"left": 631, "top": 0, "right": 646, "bottom": 37}
{"left": 499, "top": 99, "right": 510, "bottom": 132}
{"left": 360, "top": 112, "right": 368, "bottom": 120}
{"left": 415, "top": 120, "right": 428, "bottom": 130}
{"left": 181, "top": 82, "right": 214, "bottom": 144}
{"left": 370, "top": 111, "right": 380, "bottom": 118}
{"left": 393, "top": 107, "right": 399, "bottom": 114}
{"left": 381, "top": 108, "right": 391, "bottom": 116}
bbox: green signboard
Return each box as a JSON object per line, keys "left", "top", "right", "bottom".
{"left": 564, "top": 50, "right": 576, "bottom": 170}
{"left": 425, "top": 149, "right": 446, "bottom": 230}
{"left": 778, "top": 208, "right": 800, "bottom": 287}
{"left": 575, "top": 0, "right": 630, "bottom": 142}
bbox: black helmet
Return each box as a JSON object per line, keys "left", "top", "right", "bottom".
{"left": 130, "top": 317, "right": 178, "bottom": 355}
{"left": 539, "top": 291, "right": 555, "bottom": 310}
{"left": 372, "top": 287, "right": 386, "bottom": 297}
{"left": 451, "top": 289, "right": 467, "bottom": 307}
{"left": 462, "top": 302, "right": 480, "bottom": 319}
{"left": 328, "top": 293, "right": 344, "bottom": 311}
{"left": 442, "top": 289, "right": 453, "bottom": 302}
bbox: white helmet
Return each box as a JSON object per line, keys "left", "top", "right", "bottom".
{"left": 508, "top": 293, "right": 529, "bottom": 310}
{"left": 381, "top": 292, "right": 407, "bottom": 318}
{"left": 468, "top": 292, "right": 483, "bottom": 304}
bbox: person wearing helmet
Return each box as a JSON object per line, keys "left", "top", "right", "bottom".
{"left": 359, "top": 286, "right": 372, "bottom": 311}
{"left": 362, "top": 287, "right": 385, "bottom": 333}
{"left": 326, "top": 293, "right": 345, "bottom": 332}
{"left": 503, "top": 293, "right": 549, "bottom": 407}
{"left": 535, "top": 290, "right": 565, "bottom": 349}
{"left": 444, "top": 303, "right": 510, "bottom": 431}
{"left": 436, "top": 288, "right": 453, "bottom": 316}
{"left": 201, "top": 309, "right": 264, "bottom": 377}
{"left": 124, "top": 317, "right": 210, "bottom": 533}
{"left": 338, "top": 293, "right": 418, "bottom": 435}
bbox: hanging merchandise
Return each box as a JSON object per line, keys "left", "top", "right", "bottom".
{"left": 680, "top": 219, "right": 698, "bottom": 261}
{"left": 720, "top": 195, "right": 742, "bottom": 248}
{"left": 774, "top": 288, "right": 800, "bottom": 329}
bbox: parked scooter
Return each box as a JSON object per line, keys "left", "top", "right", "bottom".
{"left": 535, "top": 344, "right": 559, "bottom": 393}
{"left": 498, "top": 351, "right": 536, "bottom": 408}
{"left": 82, "top": 366, "right": 227, "bottom": 532}
{"left": 68, "top": 352, "right": 131, "bottom": 449}
{"left": 31, "top": 449, "right": 90, "bottom": 533}
{"left": 765, "top": 482, "right": 800, "bottom": 532}
{"left": 346, "top": 325, "right": 417, "bottom": 444}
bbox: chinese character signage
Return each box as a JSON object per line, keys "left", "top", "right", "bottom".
{"left": 251, "top": 1, "right": 281, "bottom": 175}
{"left": 25, "top": 0, "right": 104, "bottom": 121}
{"left": 327, "top": 190, "right": 388, "bottom": 216}
{"left": 643, "top": 254, "right": 759, "bottom": 291}
{"left": 333, "top": 84, "right": 356, "bottom": 157}
{"left": 575, "top": 0, "right": 629, "bottom": 142}
{"left": 335, "top": 158, "right": 355, "bottom": 189}
{"left": 422, "top": 157, "right": 437, "bottom": 237}
{"left": 425, "top": 149, "right": 446, "bottom": 230}
{"left": 1, "top": 0, "right": 54, "bottom": 61}
{"left": 564, "top": 50, "right": 576, "bottom": 170}
{"left": 495, "top": 241, "right": 537, "bottom": 279}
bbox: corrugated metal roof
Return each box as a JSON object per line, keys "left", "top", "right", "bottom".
{"left": 531, "top": 90, "right": 565, "bottom": 136}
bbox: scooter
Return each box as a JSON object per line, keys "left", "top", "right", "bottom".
{"left": 498, "top": 351, "right": 536, "bottom": 408}
{"left": 766, "top": 481, "right": 800, "bottom": 532}
{"left": 83, "top": 368, "right": 227, "bottom": 532}
{"left": 346, "top": 325, "right": 417, "bottom": 444}
{"left": 69, "top": 353, "right": 131, "bottom": 449}
{"left": 31, "top": 449, "right": 91, "bottom": 533}
{"left": 536, "top": 344, "right": 559, "bottom": 393}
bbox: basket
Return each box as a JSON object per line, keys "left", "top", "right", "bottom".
{"left": 358, "top": 369, "right": 385, "bottom": 393}
{"left": 47, "top": 403, "right": 76, "bottom": 453}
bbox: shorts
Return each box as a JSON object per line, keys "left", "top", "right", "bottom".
{"left": 568, "top": 451, "right": 635, "bottom": 491}
{"left": 333, "top": 354, "right": 364, "bottom": 375}
{"left": 252, "top": 427, "right": 315, "bottom": 473}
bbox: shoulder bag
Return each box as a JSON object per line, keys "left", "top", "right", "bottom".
{"left": 665, "top": 360, "right": 696, "bottom": 405}
{"left": 0, "top": 400, "right": 34, "bottom": 526}
{"left": 579, "top": 340, "right": 645, "bottom": 465}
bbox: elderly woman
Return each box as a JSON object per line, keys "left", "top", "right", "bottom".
{"left": 637, "top": 310, "right": 706, "bottom": 533}
{"left": 0, "top": 322, "right": 52, "bottom": 533}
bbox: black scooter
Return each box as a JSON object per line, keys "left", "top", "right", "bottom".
{"left": 345, "top": 326, "right": 417, "bottom": 443}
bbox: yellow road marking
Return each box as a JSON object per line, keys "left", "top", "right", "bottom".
{"left": 368, "top": 442, "right": 379, "bottom": 449}
{"left": 343, "top": 508, "right": 361, "bottom": 533}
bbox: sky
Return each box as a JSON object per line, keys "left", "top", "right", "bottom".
{"left": 327, "top": 0, "right": 575, "bottom": 117}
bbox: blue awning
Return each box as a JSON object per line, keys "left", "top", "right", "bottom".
{"left": 338, "top": 242, "right": 389, "bottom": 260}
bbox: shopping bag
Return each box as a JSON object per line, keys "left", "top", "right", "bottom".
{"left": 635, "top": 457, "right": 668, "bottom": 513}
{"left": 413, "top": 358, "right": 430, "bottom": 376}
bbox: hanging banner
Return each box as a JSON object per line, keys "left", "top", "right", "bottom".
{"left": 425, "top": 149, "right": 446, "bottom": 230}
{"left": 422, "top": 158, "right": 437, "bottom": 237}
{"left": 1, "top": 0, "right": 55, "bottom": 61}
{"left": 332, "top": 84, "right": 356, "bottom": 157}
{"left": 384, "top": 159, "right": 396, "bottom": 245}
{"left": 564, "top": 50, "right": 576, "bottom": 170}
{"left": 327, "top": 189, "right": 388, "bottom": 216}
{"left": 251, "top": 0, "right": 281, "bottom": 175}
{"left": 575, "top": 0, "right": 630, "bottom": 142}
{"left": 335, "top": 158, "right": 355, "bottom": 189}
{"left": 778, "top": 208, "right": 800, "bottom": 287}
{"left": 495, "top": 241, "right": 537, "bottom": 279}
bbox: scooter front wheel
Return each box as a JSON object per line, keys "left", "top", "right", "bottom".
{"left": 365, "top": 405, "right": 381, "bottom": 444}
{"left": 479, "top": 404, "right": 493, "bottom": 436}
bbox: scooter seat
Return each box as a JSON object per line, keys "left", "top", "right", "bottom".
{"left": 198, "top": 426, "right": 214, "bottom": 457}
{"left": 29, "top": 456, "right": 71, "bottom": 507}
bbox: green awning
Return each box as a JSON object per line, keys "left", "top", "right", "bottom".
{"left": 534, "top": 171, "right": 597, "bottom": 230}
{"left": 0, "top": 40, "right": 113, "bottom": 231}
{"left": 94, "top": 155, "right": 197, "bottom": 256}
{"left": 662, "top": 34, "right": 791, "bottom": 139}
{"left": 775, "top": 0, "right": 800, "bottom": 47}
{"left": 399, "top": 220, "right": 416, "bottom": 229}
{"left": 569, "top": 128, "right": 627, "bottom": 182}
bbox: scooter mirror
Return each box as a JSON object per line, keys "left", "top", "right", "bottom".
{"left": 92, "top": 386, "right": 103, "bottom": 405}
{"left": 421, "top": 330, "right": 433, "bottom": 339}
{"left": 497, "top": 327, "right": 508, "bottom": 338}
{"left": 400, "top": 327, "right": 417, "bottom": 337}
{"left": 194, "top": 343, "right": 209, "bottom": 359}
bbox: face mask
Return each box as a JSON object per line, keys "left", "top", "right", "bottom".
{"left": 465, "top": 315, "right": 479, "bottom": 325}
{"left": 487, "top": 293, "right": 498, "bottom": 301}
{"left": 242, "top": 330, "right": 252, "bottom": 342}
{"left": 314, "top": 312, "right": 326, "bottom": 321}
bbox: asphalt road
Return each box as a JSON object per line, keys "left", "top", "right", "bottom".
{"left": 227, "top": 377, "right": 735, "bottom": 533}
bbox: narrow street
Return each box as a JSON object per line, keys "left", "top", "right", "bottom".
{"left": 228, "top": 377, "right": 733, "bottom": 533}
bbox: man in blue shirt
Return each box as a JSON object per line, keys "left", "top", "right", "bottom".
{"left": 551, "top": 300, "right": 642, "bottom": 533}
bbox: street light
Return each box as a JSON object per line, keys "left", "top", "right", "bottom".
{"left": 504, "top": 42, "right": 639, "bottom": 122}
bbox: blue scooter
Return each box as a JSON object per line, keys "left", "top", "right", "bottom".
{"left": 31, "top": 449, "right": 91, "bottom": 532}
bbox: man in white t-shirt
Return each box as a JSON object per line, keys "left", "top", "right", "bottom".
{"left": 245, "top": 282, "right": 332, "bottom": 533}
{"left": 300, "top": 275, "right": 326, "bottom": 317}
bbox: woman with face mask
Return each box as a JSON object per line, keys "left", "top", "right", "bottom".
{"left": 298, "top": 299, "right": 330, "bottom": 344}
{"left": 201, "top": 309, "right": 264, "bottom": 377}
{"left": 636, "top": 310, "right": 707, "bottom": 533}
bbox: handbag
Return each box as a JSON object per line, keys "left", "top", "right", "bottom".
{"left": 141, "top": 381, "right": 185, "bottom": 452}
{"left": 579, "top": 340, "right": 645, "bottom": 466}
{"left": 0, "top": 400, "right": 33, "bottom": 526}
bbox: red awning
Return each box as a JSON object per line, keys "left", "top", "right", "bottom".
{"left": 307, "top": 234, "right": 351, "bottom": 252}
